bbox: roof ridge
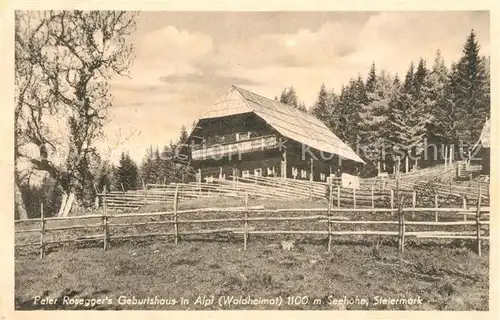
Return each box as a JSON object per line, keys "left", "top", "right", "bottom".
{"left": 232, "top": 85, "right": 311, "bottom": 117}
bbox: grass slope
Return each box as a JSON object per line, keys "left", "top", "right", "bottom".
{"left": 15, "top": 238, "right": 489, "bottom": 311}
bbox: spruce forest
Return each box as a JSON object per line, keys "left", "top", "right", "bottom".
{"left": 308, "top": 30, "right": 490, "bottom": 176}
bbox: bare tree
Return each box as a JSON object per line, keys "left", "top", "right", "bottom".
{"left": 15, "top": 10, "right": 137, "bottom": 217}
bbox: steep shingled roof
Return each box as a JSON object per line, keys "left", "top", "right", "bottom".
{"left": 479, "top": 118, "right": 490, "bottom": 148}
{"left": 195, "top": 86, "right": 364, "bottom": 163}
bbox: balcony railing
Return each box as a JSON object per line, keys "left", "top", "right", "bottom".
{"left": 191, "top": 135, "right": 279, "bottom": 161}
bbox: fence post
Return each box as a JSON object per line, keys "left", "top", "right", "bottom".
{"left": 463, "top": 197, "right": 467, "bottom": 222}
{"left": 353, "top": 188, "right": 356, "bottom": 209}
{"left": 40, "top": 203, "right": 45, "bottom": 259}
{"left": 103, "top": 186, "right": 107, "bottom": 214}
{"left": 412, "top": 191, "right": 416, "bottom": 219}
{"left": 390, "top": 189, "right": 394, "bottom": 217}
{"left": 198, "top": 168, "right": 202, "bottom": 198}
{"left": 476, "top": 187, "right": 482, "bottom": 256}
{"left": 434, "top": 193, "right": 439, "bottom": 222}
{"left": 142, "top": 178, "right": 147, "bottom": 206}
{"left": 103, "top": 186, "right": 109, "bottom": 251}
{"left": 309, "top": 181, "right": 313, "bottom": 200}
{"left": 328, "top": 184, "right": 332, "bottom": 252}
{"left": 174, "top": 185, "right": 179, "bottom": 245}
{"left": 337, "top": 185, "right": 340, "bottom": 208}
{"left": 371, "top": 186, "right": 375, "bottom": 214}
{"left": 398, "top": 195, "right": 406, "bottom": 255}
{"left": 244, "top": 193, "right": 249, "bottom": 250}
{"left": 401, "top": 207, "right": 405, "bottom": 254}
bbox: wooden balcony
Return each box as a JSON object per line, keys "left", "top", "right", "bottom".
{"left": 191, "top": 135, "right": 279, "bottom": 161}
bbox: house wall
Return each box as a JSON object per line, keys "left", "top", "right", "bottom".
{"left": 196, "top": 147, "right": 351, "bottom": 183}
{"left": 197, "top": 150, "right": 282, "bottom": 181}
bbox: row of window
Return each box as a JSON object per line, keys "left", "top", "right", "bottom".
{"left": 290, "top": 167, "right": 327, "bottom": 181}
{"left": 211, "top": 131, "right": 255, "bottom": 144}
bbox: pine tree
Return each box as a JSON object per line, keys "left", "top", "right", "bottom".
{"left": 455, "top": 29, "right": 489, "bottom": 144}
{"left": 179, "top": 125, "right": 188, "bottom": 143}
{"left": 403, "top": 62, "right": 415, "bottom": 94}
{"left": 365, "top": 62, "right": 377, "bottom": 93}
{"left": 359, "top": 69, "right": 393, "bottom": 167}
{"left": 413, "top": 58, "right": 428, "bottom": 97}
{"left": 389, "top": 63, "right": 426, "bottom": 170}
{"left": 279, "top": 87, "right": 299, "bottom": 108}
{"left": 298, "top": 102, "right": 307, "bottom": 112}
{"left": 437, "top": 63, "right": 461, "bottom": 146}
{"left": 140, "top": 146, "right": 159, "bottom": 184}
{"left": 96, "top": 160, "right": 115, "bottom": 193}
{"left": 336, "top": 78, "right": 363, "bottom": 148}
{"left": 115, "top": 152, "right": 139, "bottom": 191}
{"left": 334, "top": 85, "right": 349, "bottom": 142}
{"left": 421, "top": 50, "right": 455, "bottom": 165}
{"left": 311, "top": 83, "right": 330, "bottom": 124}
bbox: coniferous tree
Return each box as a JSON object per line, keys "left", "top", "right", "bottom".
{"left": 414, "top": 58, "right": 428, "bottom": 97}
{"left": 420, "top": 51, "right": 450, "bottom": 166}
{"left": 179, "top": 125, "right": 189, "bottom": 144}
{"left": 454, "top": 30, "right": 489, "bottom": 145}
{"left": 328, "top": 90, "right": 341, "bottom": 126}
{"left": 395, "top": 62, "right": 426, "bottom": 169}
{"left": 365, "top": 62, "right": 377, "bottom": 93}
{"left": 298, "top": 102, "right": 307, "bottom": 112}
{"left": 336, "top": 78, "right": 363, "bottom": 149}
{"left": 279, "top": 87, "right": 299, "bottom": 108}
{"left": 359, "top": 68, "right": 393, "bottom": 169}
{"left": 96, "top": 160, "right": 115, "bottom": 193}
{"left": 115, "top": 152, "right": 139, "bottom": 191}
{"left": 311, "top": 83, "right": 331, "bottom": 124}
{"left": 140, "top": 146, "right": 158, "bottom": 184}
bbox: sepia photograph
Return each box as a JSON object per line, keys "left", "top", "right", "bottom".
{"left": 11, "top": 9, "right": 493, "bottom": 311}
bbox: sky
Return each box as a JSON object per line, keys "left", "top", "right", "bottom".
{"left": 102, "top": 11, "right": 490, "bottom": 164}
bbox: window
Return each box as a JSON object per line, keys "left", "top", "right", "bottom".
{"left": 215, "top": 135, "right": 225, "bottom": 143}
{"left": 301, "top": 169, "right": 307, "bottom": 179}
{"left": 242, "top": 170, "right": 250, "bottom": 178}
{"left": 204, "top": 176, "right": 214, "bottom": 183}
{"left": 292, "top": 167, "right": 298, "bottom": 178}
{"left": 254, "top": 168, "right": 262, "bottom": 177}
{"left": 320, "top": 173, "right": 326, "bottom": 181}
{"left": 267, "top": 167, "right": 274, "bottom": 176}
{"left": 236, "top": 132, "right": 251, "bottom": 141}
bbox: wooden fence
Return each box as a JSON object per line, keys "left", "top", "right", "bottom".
{"left": 15, "top": 188, "right": 489, "bottom": 259}
{"left": 99, "top": 174, "right": 489, "bottom": 215}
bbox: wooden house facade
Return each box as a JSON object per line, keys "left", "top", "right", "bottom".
{"left": 185, "top": 86, "right": 364, "bottom": 183}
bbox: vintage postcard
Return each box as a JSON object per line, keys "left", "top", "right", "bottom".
{"left": 1, "top": 1, "right": 498, "bottom": 319}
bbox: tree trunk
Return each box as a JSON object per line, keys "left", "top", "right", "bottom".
{"left": 15, "top": 181, "right": 28, "bottom": 220}
{"left": 58, "top": 192, "right": 76, "bottom": 217}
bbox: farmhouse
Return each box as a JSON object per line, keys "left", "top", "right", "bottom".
{"left": 185, "top": 86, "right": 364, "bottom": 183}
